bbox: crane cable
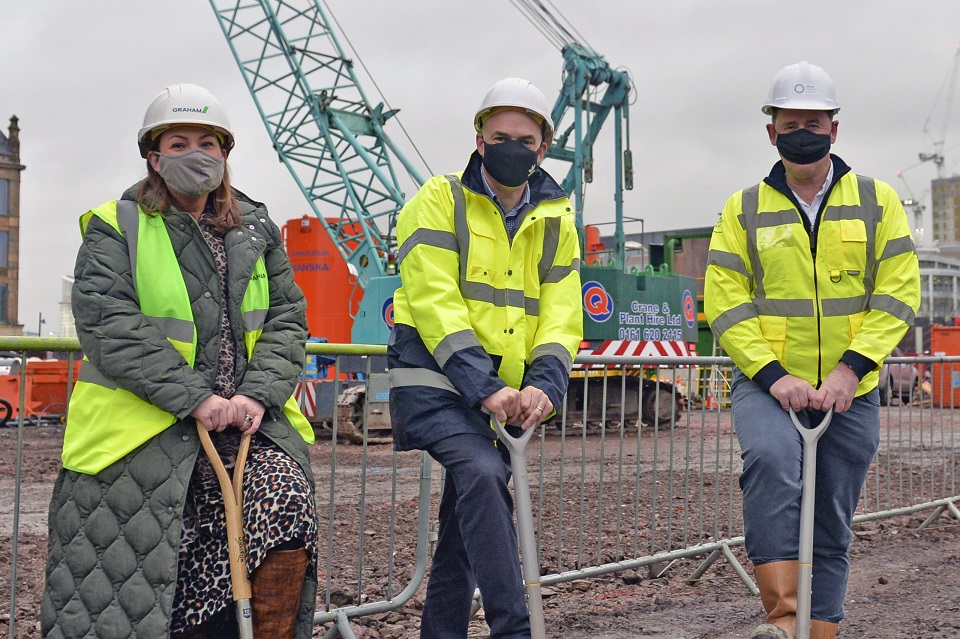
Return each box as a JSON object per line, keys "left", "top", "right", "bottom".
{"left": 508, "top": 0, "right": 592, "bottom": 51}
{"left": 321, "top": 0, "right": 433, "bottom": 178}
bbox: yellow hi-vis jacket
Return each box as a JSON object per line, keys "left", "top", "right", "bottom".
{"left": 63, "top": 200, "right": 312, "bottom": 474}
{"left": 704, "top": 157, "right": 921, "bottom": 395}
{"left": 393, "top": 169, "right": 582, "bottom": 392}
{"left": 388, "top": 152, "right": 582, "bottom": 451}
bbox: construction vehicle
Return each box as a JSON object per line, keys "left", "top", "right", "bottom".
{"left": 210, "top": 0, "right": 698, "bottom": 435}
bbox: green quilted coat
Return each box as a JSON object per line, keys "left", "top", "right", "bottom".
{"left": 41, "top": 185, "right": 317, "bottom": 639}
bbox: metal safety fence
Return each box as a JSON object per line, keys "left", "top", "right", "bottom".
{"left": 1, "top": 340, "right": 958, "bottom": 639}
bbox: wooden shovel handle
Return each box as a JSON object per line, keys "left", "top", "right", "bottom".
{"left": 197, "top": 426, "right": 253, "bottom": 601}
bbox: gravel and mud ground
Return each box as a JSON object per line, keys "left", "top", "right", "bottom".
{"left": 2, "top": 409, "right": 958, "bottom": 638}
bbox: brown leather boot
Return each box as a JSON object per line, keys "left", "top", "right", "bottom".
{"left": 251, "top": 547, "right": 309, "bottom": 639}
{"left": 751, "top": 560, "right": 799, "bottom": 638}
{"left": 810, "top": 619, "right": 839, "bottom": 639}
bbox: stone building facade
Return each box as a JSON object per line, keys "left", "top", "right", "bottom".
{"left": 0, "top": 116, "right": 23, "bottom": 336}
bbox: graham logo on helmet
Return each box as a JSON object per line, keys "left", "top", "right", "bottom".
{"left": 172, "top": 107, "right": 210, "bottom": 114}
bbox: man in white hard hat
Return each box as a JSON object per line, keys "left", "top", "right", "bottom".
{"left": 388, "top": 78, "right": 582, "bottom": 638}
{"left": 705, "top": 62, "right": 920, "bottom": 639}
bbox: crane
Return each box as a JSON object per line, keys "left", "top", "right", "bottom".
{"left": 895, "top": 168, "right": 928, "bottom": 241}
{"left": 919, "top": 42, "right": 960, "bottom": 179}
{"left": 212, "top": 0, "right": 700, "bottom": 430}
{"left": 511, "top": 0, "right": 634, "bottom": 268}
{"left": 209, "top": 0, "right": 425, "bottom": 290}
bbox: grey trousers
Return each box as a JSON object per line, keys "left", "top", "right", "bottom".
{"left": 731, "top": 370, "right": 880, "bottom": 623}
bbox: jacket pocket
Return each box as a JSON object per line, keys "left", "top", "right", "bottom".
{"left": 759, "top": 315, "right": 787, "bottom": 362}
{"left": 838, "top": 219, "right": 868, "bottom": 271}
{"left": 465, "top": 224, "right": 501, "bottom": 283}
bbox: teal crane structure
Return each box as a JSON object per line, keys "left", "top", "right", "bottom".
{"left": 209, "top": 0, "right": 425, "bottom": 293}
{"left": 546, "top": 42, "right": 634, "bottom": 268}
{"left": 210, "top": 0, "right": 696, "bottom": 432}
{"left": 209, "top": 0, "right": 689, "bottom": 361}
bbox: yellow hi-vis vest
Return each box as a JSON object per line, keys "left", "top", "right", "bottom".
{"left": 63, "top": 200, "right": 312, "bottom": 475}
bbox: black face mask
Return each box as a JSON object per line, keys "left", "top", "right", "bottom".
{"left": 775, "top": 128, "right": 832, "bottom": 165}
{"left": 481, "top": 139, "right": 539, "bottom": 187}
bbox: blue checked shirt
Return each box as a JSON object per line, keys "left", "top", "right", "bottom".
{"left": 480, "top": 170, "right": 532, "bottom": 239}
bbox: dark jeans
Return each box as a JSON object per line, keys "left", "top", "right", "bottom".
{"left": 731, "top": 370, "right": 880, "bottom": 623}
{"left": 420, "top": 432, "right": 530, "bottom": 639}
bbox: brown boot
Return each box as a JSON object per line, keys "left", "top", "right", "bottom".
{"left": 810, "top": 619, "right": 839, "bottom": 639}
{"left": 251, "top": 547, "right": 309, "bottom": 639}
{"left": 752, "top": 560, "right": 798, "bottom": 638}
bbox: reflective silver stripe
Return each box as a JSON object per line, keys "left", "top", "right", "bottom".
{"left": 755, "top": 298, "right": 815, "bottom": 317}
{"left": 870, "top": 294, "right": 916, "bottom": 325}
{"left": 710, "top": 302, "right": 758, "bottom": 339}
{"left": 433, "top": 329, "right": 483, "bottom": 368}
{"left": 531, "top": 343, "right": 573, "bottom": 373}
{"left": 750, "top": 209, "right": 802, "bottom": 229}
{"left": 880, "top": 235, "right": 916, "bottom": 262}
{"left": 460, "top": 280, "right": 526, "bottom": 309}
{"left": 524, "top": 296, "right": 540, "bottom": 316}
{"left": 397, "top": 228, "right": 459, "bottom": 267}
{"left": 739, "top": 186, "right": 765, "bottom": 300}
{"left": 707, "top": 249, "right": 749, "bottom": 279}
{"left": 538, "top": 218, "right": 561, "bottom": 283}
{"left": 822, "top": 296, "right": 868, "bottom": 317}
{"left": 821, "top": 204, "right": 871, "bottom": 222}
{"left": 856, "top": 175, "right": 880, "bottom": 294}
{"left": 117, "top": 200, "right": 140, "bottom": 290}
{"left": 388, "top": 367, "right": 461, "bottom": 395}
{"left": 144, "top": 315, "right": 196, "bottom": 343}
{"left": 542, "top": 259, "right": 579, "bottom": 285}
{"left": 444, "top": 175, "right": 470, "bottom": 282}
{"left": 78, "top": 360, "right": 118, "bottom": 390}
{"left": 242, "top": 309, "right": 267, "bottom": 332}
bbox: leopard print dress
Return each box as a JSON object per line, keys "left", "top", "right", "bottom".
{"left": 170, "top": 212, "right": 318, "bottom": 633}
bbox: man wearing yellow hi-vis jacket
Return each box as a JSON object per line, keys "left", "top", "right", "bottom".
{"left": 705, "top": 62, "right": 920, "bottom": 639}
{"left": 388, "top": 78, "right": 582, "bottom": 639}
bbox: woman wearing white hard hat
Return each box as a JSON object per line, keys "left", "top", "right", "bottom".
{"left": 41, "top": 83, "right": 318, "bottom": 639}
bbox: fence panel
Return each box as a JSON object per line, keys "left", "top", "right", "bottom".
{"left": 2, "top": 341, "right": 958, "bottom": 639}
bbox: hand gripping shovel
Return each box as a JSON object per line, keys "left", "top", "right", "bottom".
{"left": 198, "top": 427, "right": 254, "bottom": 639}
{"left": 491, "top": 417, "right": 546, "bottom": 639}
{"left": 788, "top": 408, "right": 832, "bottom": 639}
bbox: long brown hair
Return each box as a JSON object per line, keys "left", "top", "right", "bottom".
{"left": 137, "top": 156, "right": 242, "bottom": 234}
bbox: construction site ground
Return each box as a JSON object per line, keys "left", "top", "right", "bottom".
{"left": 1, "top": 417, "right": 958, "bottom": 639}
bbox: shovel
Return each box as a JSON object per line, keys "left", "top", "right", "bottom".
{"left": 788, "top": 407, "right": 833, "bottom": 639}
{"left": 491, "top": 417, "right": 546, "bottom": 639}
{"left": 198, "top": 426, "right": 254, "bottom": 639}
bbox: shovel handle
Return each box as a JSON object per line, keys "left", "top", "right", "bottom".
{"left": 788, "top": 407, "right": 832, "bottom": 639}
{"left": 491, "top": 417, "right": 546, "bottom": 639}
{"left": 197, "top": 426, "right": 254, "bottom": 639}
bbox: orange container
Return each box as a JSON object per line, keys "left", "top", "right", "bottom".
{"left": 930, "top": 326, "right": 960, "bottom": 408}
{"left": 0, "top": 359, "right": 82, "bottom": 422}
{"left": 283, "top": 215, "right": 361, "bottom": 344}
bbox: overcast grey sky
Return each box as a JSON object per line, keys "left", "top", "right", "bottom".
{"left": 5, "top": 0, "right": 960, "bottom": 334}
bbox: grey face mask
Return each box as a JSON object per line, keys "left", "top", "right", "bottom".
{"left": 156, "top": 149, "right": 225, "bottom": 197}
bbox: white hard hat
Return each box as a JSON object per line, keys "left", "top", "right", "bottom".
{"left": 761, "top": 61, "right": 840, "bottom": 116}
{"left": 474, "top": 77, "right": 555, "bottom": 145}
{"left": 138, "top": 83, "right": 235, "bottom": 158}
